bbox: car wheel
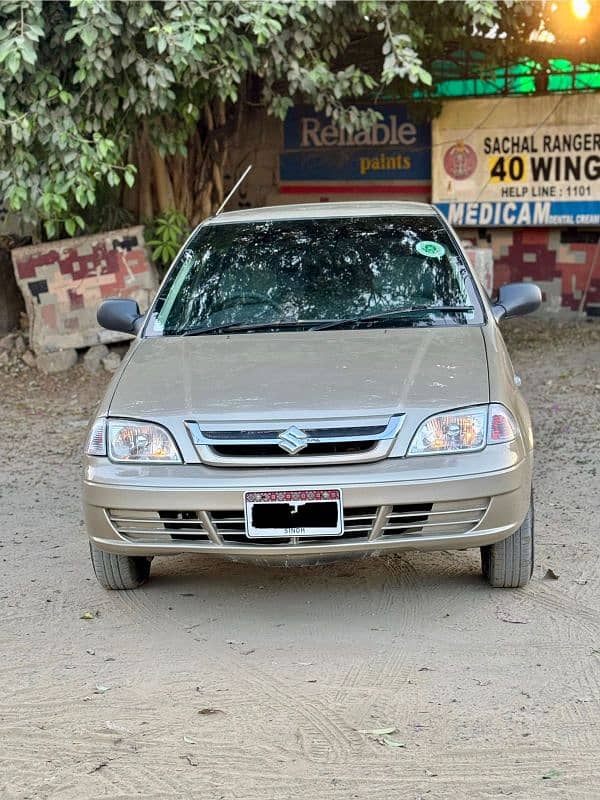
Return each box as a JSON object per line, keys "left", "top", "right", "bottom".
{"left": 89, "top": 542, "right": 151, "bottom": 590}
{"left": 481, "top": 499, "right": 534, "bottom": 588}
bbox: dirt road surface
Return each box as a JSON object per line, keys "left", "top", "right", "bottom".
{"left": 1, "top": 320, "right": 599, "bottom": 799}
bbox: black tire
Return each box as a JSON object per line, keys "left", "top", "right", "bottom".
{"left": 89, "top": 541, "right": 151, "bottom": 590}
{"left": 481, "top": 499, "right": 534, "bottom": 588}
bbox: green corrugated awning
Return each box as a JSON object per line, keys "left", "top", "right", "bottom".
{"left": 413, "top": 56, "right": 600, "bottom": 98}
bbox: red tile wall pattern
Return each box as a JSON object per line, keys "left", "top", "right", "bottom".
{"left": 460, "top": 228, "right": 600, "bottom": 314}
{"left": 11, "top": 226, "right": 157, "bottom": 354}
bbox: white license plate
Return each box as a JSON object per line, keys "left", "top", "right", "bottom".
{"left": 244, "top": 489, "right": 343, "bottom": 538}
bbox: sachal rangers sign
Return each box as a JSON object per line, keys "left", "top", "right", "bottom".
{"left": 279, "top": 104, "right": 431, "bottom": 197}
{"left": 433, "top": 95, "right": 600, "bottom": 227}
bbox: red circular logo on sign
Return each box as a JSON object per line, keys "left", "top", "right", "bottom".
{"left": 443, "top": 141, "right": 477, "bottom": 180}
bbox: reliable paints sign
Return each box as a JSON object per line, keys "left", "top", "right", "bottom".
{"left": 279, "top": 104, "right": 431, "bottom": 196}
{"left": 433, "top": 94, "right": 600, "bottom": 227}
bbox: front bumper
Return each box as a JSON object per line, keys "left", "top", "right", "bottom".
{"left": 83, "top": 443, "right": 533, "bottom": 564}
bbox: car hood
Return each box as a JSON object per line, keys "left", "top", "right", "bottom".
{"left": 108, "top": 328, "right": 489, "bottom": 424}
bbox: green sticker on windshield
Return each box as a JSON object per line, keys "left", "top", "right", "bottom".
{"left": 416, "top": 240, "right": 445, "bottom": 259}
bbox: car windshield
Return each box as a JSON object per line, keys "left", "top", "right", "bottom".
{"left": 145, "top": 215, "right": 483, "bottom": 336}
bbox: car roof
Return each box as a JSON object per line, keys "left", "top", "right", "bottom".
{"left": 206, "top": 201, "right": 440, "bottom": 225}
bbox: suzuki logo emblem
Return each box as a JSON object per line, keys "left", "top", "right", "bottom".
{"left": 278, "top": 426, "right": 309, "bottom": 454}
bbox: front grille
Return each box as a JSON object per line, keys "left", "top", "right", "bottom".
{"left": 199, "top": 424, "right": 388, "bottom": 441}
{"left": 211, "top": 506, "right": 378, "bottom": 543}
{"left": 185, "top": 416, "right": 403, "bottom": 467}
{"left": 382, "top": 503, "right": 432, "bottom": 534}
{"left": 210, "top": 441, "right": 376, "bottom": 458}
{"left": 107, "top": 510, "right": 209, "bottom": 543}
{"left": 107, "top": 499, "right": 488, "bottom": 547}
{"left": 382, "top": 499, "right": 488, "bottom": 536}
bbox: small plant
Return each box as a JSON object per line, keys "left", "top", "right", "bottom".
{"left": 146, "top": 210, "right": 190, "bottom": 276}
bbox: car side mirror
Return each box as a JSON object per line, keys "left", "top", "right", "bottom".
{"left": 493, "top": 282, "right": 542, "bottom": 322}
{"left": 97, "top": 298, "right": 143, "bottom": 334}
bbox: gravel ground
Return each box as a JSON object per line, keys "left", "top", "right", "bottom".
{"left": 1, "top": 319, "right": 599, "bottom": 799}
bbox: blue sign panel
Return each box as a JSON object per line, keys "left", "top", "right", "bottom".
{"left": 436, "top": 200, "right": 600, "bottom": 227}
{"left": 280, "top": 104, "right": 431, "bottom": 194}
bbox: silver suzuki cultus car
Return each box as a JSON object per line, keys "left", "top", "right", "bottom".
{"left": 84, "top": 202, "right": 541, "bottom": 590}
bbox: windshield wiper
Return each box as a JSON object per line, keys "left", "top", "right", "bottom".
{"left": 179, "top": 320, "right": 321, "bottom": 336}
{"left": 176, "top": 306, "right": 474, "bottom": 335}
{"left": 310, "top": 305, "right": 475, "bottom": 331}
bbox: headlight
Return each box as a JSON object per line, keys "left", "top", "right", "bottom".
{"left": 407, "top": 404, "right": 517, "bottom": 456}
{"left": 85, "top": 418, "right": 182, "bottom": 463}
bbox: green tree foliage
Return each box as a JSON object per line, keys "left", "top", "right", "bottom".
{"left": 146, "top": 209, "right": 190, "bottom": 275}
{"left": 0, "top": 0, "right": 546, "bottom": 239}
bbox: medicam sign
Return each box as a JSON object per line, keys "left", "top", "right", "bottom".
{"left": 280, "top": 104, "right": 430, "bottom": 198}
{"left": 433, "top": 94, "right": 600, "bottom": 227}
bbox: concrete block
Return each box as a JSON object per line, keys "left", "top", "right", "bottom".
{"left": 37, "top": 348, "right": 77, "bottom": 374}
{"left": 84, "top": 344, "right": 110, "bottom": 373}
{"left": 10, "top": 226, "right": 158, "bottom": 355}
{"left": 102, "top": 351, "right": 122, "bottom": 373}
{"left": 464, "top": 247, "right": 494, "bottom": 296}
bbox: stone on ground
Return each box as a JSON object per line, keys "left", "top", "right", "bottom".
{"left": 21, "top": 349, "right": 37, "bottom": 368}
{"left": 83, "top": 344, "right": 109, "bottom": 373}
{"left": 14, "top": 335, "right": 27, "bottom": 356}
{"left": 37, "top": 349, "right": 78, "bottom": 374}
{"left": 102, "top": 351, "right": 122, "bottom": 373}
{"left": 0, "top": 333, "right": 17, "bottom": 352}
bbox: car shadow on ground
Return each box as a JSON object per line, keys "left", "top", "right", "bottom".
{"left": 137, "top": 550, "right": 488, "bottom": 627}
{"left": 149, "top": 548, "right": 484, "bottom": 587}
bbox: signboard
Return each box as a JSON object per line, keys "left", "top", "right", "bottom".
{"left": 433, "top": 94, "right": 600, "bottom": 226}
{"left": 280, "top": 104, "right": 431, "bottom": 197}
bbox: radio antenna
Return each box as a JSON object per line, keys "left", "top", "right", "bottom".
{"left": 215, "top": 165, "right": 253, "bottom": 215}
